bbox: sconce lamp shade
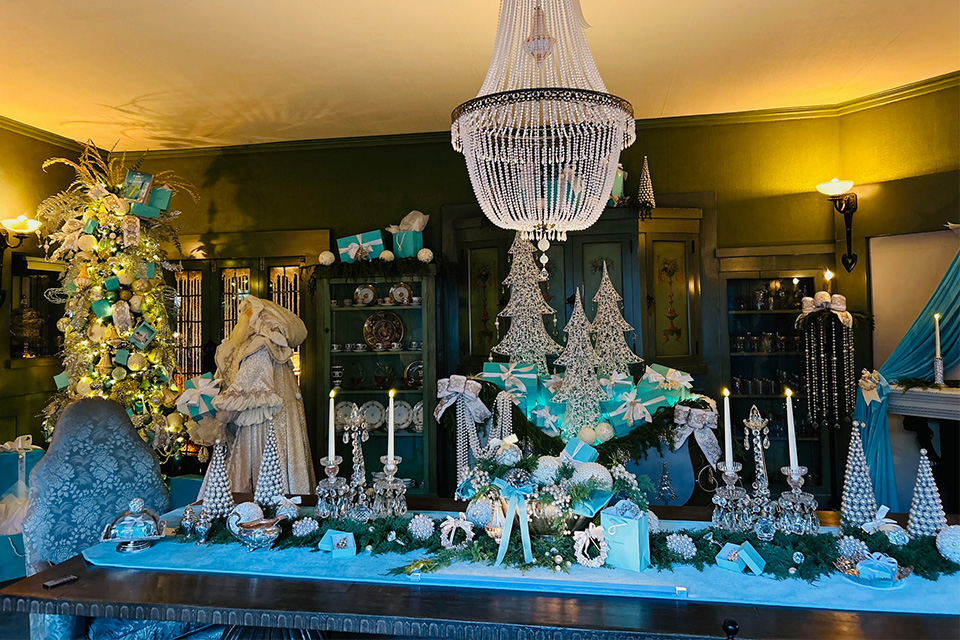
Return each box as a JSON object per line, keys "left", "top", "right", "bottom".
{"left": 1, "top": 214, "right": 40, "bottom": 235}
{"left": 816, "top": 178, "right": 854, "bottom": 197}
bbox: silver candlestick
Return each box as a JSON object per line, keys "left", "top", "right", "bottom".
{"left": 712, "top": 461, "right": 751, "bottom": 532}
{"left": 315, "top": 455, "right": 350, "bottom": 519}
{"left": 342, "top": 405, "right": 370, "bottom": 505}
{"left": 777, "top": 466, "right": 820, "bottom": 535}
{"left": 743, "top": 405, "right": 778, "bottom": 540}
{"left": 371, "top": 455, "right": 407, "bottom": 518}
{"left": 934, "top": 357, "right": 944, "bottom": 385}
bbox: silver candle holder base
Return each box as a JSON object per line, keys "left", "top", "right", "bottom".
{"left": 934, "top": 357, "right": 944, "bottom": 385}
{"left": 776, "top": 466, "right": 819, "bottom": 535}
{"left": 315, "top": 456, "right": 351, "bottom": 520}
{"left": 371, "top": 455, "right": 407, "bottom": 518}
{"left": 712, "top": 461, "right": 752, "bottom": 532}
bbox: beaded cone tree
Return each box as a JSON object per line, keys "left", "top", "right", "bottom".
{"left": 840, "top": 422, "right": 878, "bottom": 529}
{"left": 592, "top": 261, "right": 642, "bottom": 377}
{"left": 203, "top": 440, "right": 235, "bottom": 518}
{"left": 552, "top": 289, "right": 606, "bottom": 440}
{"left": 254, "top": 422, "right": 286, "bottom": 506}
{"left": 907, "top": 448, "right": 948, "bottom": 538}
{"left": 490, "top": 233, "right": 562, "bottom": 374}
{"left": 655, "top": 460, "right": 677, "bottom": 503}
{"left": 36, "top": 142, "right": 197, "bottom": 457}
{"left": 637, "top": 155, "right": 656, "bottom": 219}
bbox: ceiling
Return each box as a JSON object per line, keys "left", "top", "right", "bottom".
{"left": 2, "top": 1, "right": 957, "bottom": 150}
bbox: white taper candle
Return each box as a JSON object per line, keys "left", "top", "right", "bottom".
{"left": 328, "top": 389, "right": 336, "bottom": 461}
{"left": 387, "top": 389, "right": 396, "bottom": 463}
{"left": 934, "top": 313, "right": 942, "bottom": 359}
{"left": 723, "top": 388, "right": 733, "bottom": 469}
{"left": 785, "top": 388, "right": 798, "bottom": 469}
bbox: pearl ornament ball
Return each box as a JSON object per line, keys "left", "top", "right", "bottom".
{"left": 594, "top": 422, "right": 615, "bottom": 442}
{"left": 379, "top": 250, "right": 395, "bottom": 262}
{"left": 318, "top": 251, "right": 336, "bottom": 266}
{"left": 417, "top": 248, "right": 434, "bottom": 263}
{"left": 578, "top": 426, "right": 597, "bottom": 444}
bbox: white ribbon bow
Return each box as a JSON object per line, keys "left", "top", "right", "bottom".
{"left": 672, "top": 405, "right": 722, "bottom": 468}
{"left": 800, "top": 292, "right": 853, "bottom": 327}
{"left": 0, "top": 435, "right": 40, "bottom": 454}
{"left": 643, "top": 366, "right": 693, "bottom": 390}
{"left": 489, "top": 433, "right": 519, "bottom": 453}
{"left": 531, "top": 407, "right": 561, "bottom": 436}
{"left": 435, "top": 375, "right": 491, "bottom": 424}
{"left": 599, "top": 372, "right": 631, "bottom": 395}
{"left": 176, "top": 377, "right": 221, "bottom": 416}
{"left": 347, "top": 241, "right": 373, "bottom": 260}
{"left": 496, "top": 363, "right": 529, "bottom": 395}
{"left": 609, "top": 388, "right": 664, "bottom": 426}
{"left": 573, "top": 523, "right": 605, "bottom": 548}
{"left": 862, "top": 506, "right": 899, "bottom": 535}
{"left": 545, "top": 374, "right": 564, "bottom": 395}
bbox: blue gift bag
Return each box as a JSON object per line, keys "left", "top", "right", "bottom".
{"left": 392, "top": 230, "right": 423, "bottom": 258}
{"left": 600, "top": 507, "right": 650, "bottom": 572}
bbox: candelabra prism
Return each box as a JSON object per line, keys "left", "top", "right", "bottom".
{"left": 777, "top": 465, "right": 819, "bottom": 535}
{"left": 934, "top": 357, "right": 944, "bottom": 385}
{"left": 371, "top": 455, "right": 407, "bottom": 518}
{"left": 712, "top": 461, "right": 751, "bottom": 532}
{"left": 315, "top": 456, "right": 351, "bottom": 520}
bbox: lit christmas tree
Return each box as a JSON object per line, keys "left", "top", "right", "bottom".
{"left": 907, "top": 449, "right": 947, "bottom": 538}
{"left": 491, "top": 232, "right": 562, "bottom": 374}
{"left": 36, "top": 142, "right": 196, "bottom": 457}
{"left": 592, "top": 261, "right": 642, "bottom": 377}
{"left": 202, "top": 440, "right": 235, "bottom": 518}
{"left": 254, "top": 422, "right": 286, "bottom": 506}
{"left": 840, "top": 422, "right": 878, "bottom": 529}
{"left": 552, "top": 289, "right": 606, "bottom": 440}
{"left": 655, "top": 460, "right": 677, "bottom": 503}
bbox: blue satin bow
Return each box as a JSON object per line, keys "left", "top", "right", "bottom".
{"left": 492, "top": 477, "right": 534, "bottom": 566}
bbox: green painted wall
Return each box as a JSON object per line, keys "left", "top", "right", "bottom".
{"left": 0, "top": 126, "right": 74, "bottom": 444}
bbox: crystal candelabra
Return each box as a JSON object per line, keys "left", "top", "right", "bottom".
{"left": 371, "top": 455, "right": 407, "bottom": 518}
{"left": 343, "top": 406, "right": 370, "bottom": 505}
{"left": 934, "top": 357, "right": 944, "bottom": 385}
{"left": 777, "top": 466, "right": 820, "bottom": 535}
{"left": 743, "top": 405, "right": 777, "bottom": 540}
{"left": 712, "top": 461, "right": 751, "bottom": 532}
{"left": 315, "top": 455, "right": 350, "bottom": 519}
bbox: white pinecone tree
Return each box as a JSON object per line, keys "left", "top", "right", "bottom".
{"left": 841, "top": 422, "right": 877, "bottom": 528}
{"left": 592, "top": 261, "right": 642, "bottom": 377}
{"left": 203, "top": 440, "right": 235, "bottom": 518}
{"left": 254, "top": 422, "right": 286, "bottom": 506}
{"left": 491, "top": 233, "right": 562, "bottom": 374}
{"left": 552, "top": 289, "right": 606, "bottom": 440}
{"left": 907, "top": 448, "right": 947, "bottom": 537}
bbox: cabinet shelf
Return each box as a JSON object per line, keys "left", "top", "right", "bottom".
{"left": 334, "top": 388, "right": 423, "bottom": 396}
{"left": 728, "top": 309, "right": 800, "bottom": 315}
{"left": 331, "top": 305, "right": 422, "bottom": 313}
{"left": 366, "top": 430, "right": 423, "bottom": 437}
{"left": 330, "top": 350, "right": 422, "bottom": 357}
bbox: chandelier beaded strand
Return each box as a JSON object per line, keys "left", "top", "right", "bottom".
{"left": 452, "top": 0, "right": 635, "bottom": 240}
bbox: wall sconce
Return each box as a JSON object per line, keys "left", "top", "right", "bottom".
{"left": 816, "top": 178, "right": 858, "bottom": 272}
{"left": 0, "top": 214, "right": 41, "bottom": 307}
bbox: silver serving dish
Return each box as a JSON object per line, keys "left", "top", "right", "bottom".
{"left": 236, "top": 516, "right": 285, "bottom": 551}
{"left": 226, "top": 501, "right": 265, "bottom": 538}
{"left": 101, "top": 497, "right": 166, "bottom": 553}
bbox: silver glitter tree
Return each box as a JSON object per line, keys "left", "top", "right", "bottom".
{"left": 552, "top": 289, "right": 606, "bottom": 440}
{"left": 637, "top": 156, "right": 655, "bottom": 220}
{"left": 491, "top": 233, "right": 562, "bottom": 374}
{"left": 254, "top": 422, "right": 286, "bottom": 507}
{"left": 841, "top": 422, "right": 877, "bottom": 529}
{"left": 203, "top": 440, "right": 235, "bottom": 518}
{"left": 907, "top": 448, "right": 947, "bottom": 538}
{"left": 655, "top": 460, "right": 678, "bottom": 503}
{"left": 592, "top": 261, "right": 642, "bottom": 377}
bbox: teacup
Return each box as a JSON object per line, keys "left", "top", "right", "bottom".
{"left": 354, "top": 343, "right": 368, "bottom": 352}
{"left": 411, "top": 296, "right": 422, "bottom": 305}
{"left": 409, "top": 341, "right": 421, "bottom": 351}
{"left": 331, "top": 343, "right": 342, "bottom": 352}
{"left": 389, "top": 342, "right": 403, "bottom": 351}
{"left": 373, "top": 342, "right": 386, "bottom": 351}
{"left": 330, "top": 299, "right": 339, "bottom": 307}
{"left": 343, "top": 299, "right": 353, "bottom": 306}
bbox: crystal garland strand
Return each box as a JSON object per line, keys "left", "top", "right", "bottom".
{"left": 493, "top": 391, "right": 515, "bottom": 442}
{"left": 830, "top": 316, "right": 839, "bottom": 427}
{"left": 805, "top": 330, "right": 814, "bottom": 425}
{"left": 455, "top": 399, "right": 486, "bottom": 486}
{"left": 844, "top": 325, "right": 856, "bottom": 416}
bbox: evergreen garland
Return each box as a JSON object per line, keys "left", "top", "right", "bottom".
{"left": 307, "top": 258, "right": 456, "bottom": 296}
{"left": 893, "top": 377, "right": 960, "bottom": 390}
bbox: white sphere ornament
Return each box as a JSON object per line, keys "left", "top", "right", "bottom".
{"left": 578, "top": 426, "right": 597, "bottom": 444}
{"left": 571, "top": 462, "right": 613, "bottom": 491}
{"left": 532, "top": 456, "right": 562, "bottom": 485}
{"left": 379, "top": 250, "right": 395, "bottom": 262}
{"left": 417, "top": 248, "right": 433, "bottom": 263}
{"left": 936, "top": 525, "right": 960, "bottom": 564}
{"left": 494, "top": 441, "right": 523, "bottom": 467}
{"left": 646, "top": 509, "right": 661, "bottom": 533}
{"left": 595, "top": 422, "right": 615, "bottom": 443}
{"left": 465, "top": 496, "right": 494, "bottom": 527}
{"left": 318, "top": 251, "right": 336, "bottom": 266}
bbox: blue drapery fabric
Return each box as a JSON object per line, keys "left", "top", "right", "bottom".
{"left": 854, "top": 249, "right": 960, "bottom": 510}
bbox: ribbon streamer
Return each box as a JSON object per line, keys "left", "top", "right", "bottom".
{"left": 0, "top": 435, "right": 41, "bottom": 454}
{"left": 435, "top": 376, "right": 491, "bottom": 423}
{"left": 672, "top": 405, "right": 722, "bottom": 468}
{"left": 493, "top": 477, "right": 534, "bottom": 566}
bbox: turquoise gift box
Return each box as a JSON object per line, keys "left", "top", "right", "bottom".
{"left": 130, "top": 201, "right": 161, "bottom": 219}
{"left": 531, "top": 402, "right": 564, "bottom": 437}
{"left": 91, "top": 299, "right": 113, "bottom": 318}
{"left": 114, "top": 349, "right": 130, "bottom": 366}
{"left": 559, "top": 439, "right": 598, "bottom": 466}
{"left": 536, "top": 373, "right": 564, "bottom": 406}
{"left": 571, "top": 488, "right": 613, "bottom": 518}
{"left": 392, "top": 230, "right": 423, "bottom": 258}
{"left": 336, "top": 231, "right": 384, "bottom": 263}
{"left": 481, "top": 362, "right": 538, "bottom": 414}
{"left": 319, "top": 530, "right": 357, "bottom": 558}
{"left": 0, "top": 447, "right": 44, "bottom": 583}
{"left": 53, "top": 371, "right": 70, "bottom": 389}
{"left": 104, "top": 276, "right": 121, "bottom": 291}
{"left": 148, "top": 187, "right": 172, "bottom": 211}
{"left": 600, "top": 505, "right": 650, "bottom": 572}
{"left": 636, "top": 364, "right": 694, "bottom": 405}
{"left": 83, "top": 218, "right": 98, "bottom": 234}
{"left": 180, "top": 373, "right": 218, "bottom": 420}
{"left": 599, "top": 373, "right": 633, "bottom": 401}
{"left": 739, "top": 541, "right": 765, "bottom": 575}
{"left": 715, "top": 542, "right": 747, "bottom": 572}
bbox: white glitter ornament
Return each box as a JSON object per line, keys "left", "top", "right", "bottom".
{"left": 465, "top": 496, "right": 494, "bottom": 527}
{"left": 578, "top": 426, "right": 597, "bottom": 444}
{"left": 417, "top": 248, "right": 434, "bottom": 263}
{"left": 494, "top": 440, "right": 523, "bottom": 466}
{"left": 595, "top": 422, "right": 615, "bottom": 443}
{"left": 935, "top": 525, "right": 960, "bottom": 564}
{"left": 408, "top": 514, "right": 436, "bottom": 541}
{"left": 532, "top": 456, "right": 562, "bottom": 485}
{"left": 646, "top": 509, "right": 660, "bottom": 534}
{"left": 318, "top": 251, "right": 336, "bottom": 266}
{"left": 571, "top": 462, "right": 613, "bottom": 491}
{"left": 837, "top": 535, "right": 870, "bottom": 559}
{"left": 379, "top": 250, "right": 395, "bottom": 262}
{"left": 666, "top": 533, "right": 697, "bottom": 560}
{"left": 291, "top": 518, "right": 320, "bottom": 537}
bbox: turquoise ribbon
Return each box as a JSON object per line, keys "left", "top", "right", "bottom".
{"left": 455, "top": 475, "right": 476, "bottom": 500}
{"left": 492, "top": 477, "right": 534, "bottom": 566}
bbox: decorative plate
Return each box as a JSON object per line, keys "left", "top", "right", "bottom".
{"left": 335, "top": 400, "right": 358, "bottom": 428}
{"left": 403, "top": 360, "right": 424, "bottom": 389}
{"left": 393, "top": 400, "right": 413, "bottom": 430}
{"left": 353, "top": 283, "right": 378, "bottom": 306}
{"left": 412, "top": 401, "right": 424, "bottom": 432}
{"left": 360, "top": 400, "right": 386, "bottom": 430}
{"left": 362, "top": 311, "right": 404, "bottom": 349}
{"left": 389, "top": 282, "right": 414, "bottom": 305}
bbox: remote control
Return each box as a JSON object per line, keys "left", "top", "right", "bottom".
{"left": 43, "top": 574, "right": 78, "bottom": 590}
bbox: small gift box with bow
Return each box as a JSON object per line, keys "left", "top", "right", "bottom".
{"left": 855, "top": 553, "right": 898, "bottom": 587}
{"left": 636, "top": 364, "right": 694, "bottom": 404}
{"left": 602, "top": 388, "right": 665, "bottom": 437}
{"left": 148, "top": 187, "right": 173, "bottom": 211}
{"left": 91, "top": 299, "right": 113, "bottom": 319}
{"left": 319, "top": 530, "right": 357, "bottom": 558}
{"left": 598, "top": 371, "right": 633, "bottom": 401}
{"left": 530, "top": 402, "right": 565, "bottom": 437}
{"left": 560, "top": 439, "right": 598, "bottom": 467}
{"left": 600, "top": 500, "right": 650, "bottom": 572}
{"left": 336, "top": 230, "right": 385, "bottom": 263}
{"left": 1, "top": 436, "right": 43, "bottom": 583}
{"left": 176, "top": 373, "right": 221, "bottom": 421}
{"left": 537, "top": 373, "right": 564, "bottom": 406}
{"left": 481, "top": 362, "right": 538, "bottom": 414}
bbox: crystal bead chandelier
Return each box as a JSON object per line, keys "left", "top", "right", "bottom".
{"left": 452, "top": 0, "right": 635, "bottom": 241}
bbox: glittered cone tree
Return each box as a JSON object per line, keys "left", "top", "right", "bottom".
{"left": 637, "top": 156, "right": 655, "bottom": 219}
{"left": 491, "top": 233, "right": 562, "bottom": 374}
{"left": 907, "top": 449, "right": 947, "bottom": 538}
{"left": 202, "top": 440, "right": 235, "bottom": 518}
{"left": 254, "top": 423, "right": 286, "bottom": 506}
{"left": 552, "top": 289, "right": 606, "bottom": 440}
{"left": 592, "top": 261, "right": 642, "bottom": 377}
{"left": 840, "top": 423, "right": 877, "bottom": 529}
{"left": 36, "top": 142, "right": 197, "bottom": 457}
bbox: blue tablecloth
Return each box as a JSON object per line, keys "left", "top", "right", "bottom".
{"left": 81, "top": 508, "right": 960, "bottom": 616}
